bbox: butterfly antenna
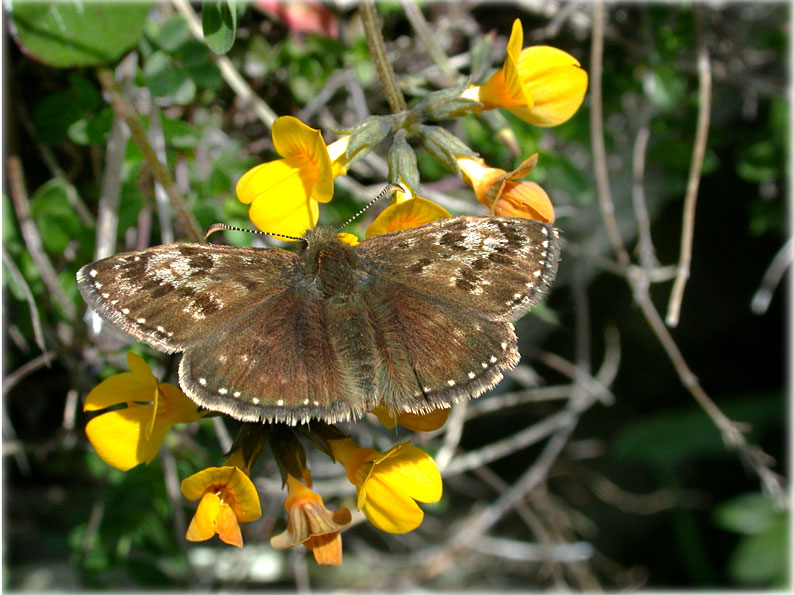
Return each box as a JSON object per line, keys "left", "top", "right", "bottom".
{"left": 204, "top": 223, "right": 303, "bottom": 242}
{"left": 336, "top": 183, "right": 403, "bottom": 231}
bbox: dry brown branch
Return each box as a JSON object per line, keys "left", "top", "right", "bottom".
{"left": 666, "top": 6, "right": 712, "bottom": 327}
{"left": 589, "top": 1, "right": 631, "bottom": 267}
{"left": 6, "top": 156, "right": 77, "bottom": 320}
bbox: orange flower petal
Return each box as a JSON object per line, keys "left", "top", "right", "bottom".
{"left": 216, "top": 502, "right": 244, "bottom": 548}
{"left": 305, "top": 532, "right": 343, "bottom": 566}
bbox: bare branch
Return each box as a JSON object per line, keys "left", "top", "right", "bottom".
{"left": 666, "top": 6, "right": 712, "bottom": 327}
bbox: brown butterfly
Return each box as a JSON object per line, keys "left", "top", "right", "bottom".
{"left": 77, "top": 216, "right": 560, "bottom": 425}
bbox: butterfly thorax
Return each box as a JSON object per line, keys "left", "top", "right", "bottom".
{"left": 301, "top": 226, "right": 360, "bottom": 297}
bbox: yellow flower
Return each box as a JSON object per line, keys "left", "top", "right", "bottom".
{"left": 370, "top": 406, "right": 450, "bottom": 432}
{"left": 83, "top": 352, "right": 200, "bottom": 471}
{"left": 329, "top": 438, "right": 442, "bottom": 534}
{"left": 181, "top": 466, "right": 262, "bottom": 548}
{"left": 236, "top": 116, "right": 343, "bottom": 238}
{"left": 457, "top": 154, "right": 554, "bottom": 223}
{"left": 365, "top": 191, "right": 450, "bottom": 238}
{"left": 462, "top": 19, "right": 588, "bottom": 127}
{"left": 270, "top": 473, "right": 352, "bottom": 566}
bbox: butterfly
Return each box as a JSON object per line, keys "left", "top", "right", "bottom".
{"left": 77, "top": 216, "right": 560, "bottom": 425}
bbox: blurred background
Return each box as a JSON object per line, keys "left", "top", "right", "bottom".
{"left": 3, "top": 1, "right": 788, "bottom": 590}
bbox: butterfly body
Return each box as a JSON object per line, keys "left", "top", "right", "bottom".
{"left": 78, "top": 216, "right": 560, "bottom": 425}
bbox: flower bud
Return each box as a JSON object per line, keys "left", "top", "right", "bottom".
{"left": 387, "top": 129, "right": 420, "bottom": 191}
{"left": 346, "top": 115, "right": 393, "bottom": 162}
{"left": 411, "top": 84, "right": 481, "bottom": 121}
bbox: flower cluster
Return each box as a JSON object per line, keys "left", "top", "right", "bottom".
{"left": 82, "top": 17, "right": 585, "bottom": 568}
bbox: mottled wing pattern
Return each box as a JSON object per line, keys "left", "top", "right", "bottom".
{"left": 360, "top": 278, "right": 519, "bottom": 413}
{"left": 357, "top": 216, "right": 560, "bottom": 322}
{"left": 178, "top": 288, "right": 371, "bottom": 424}
{"left": 76, "top": 243, "right": 299, "bottom": 353}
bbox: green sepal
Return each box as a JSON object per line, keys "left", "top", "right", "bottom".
{"left": 411, "top": 82, "right": 480, "bottom": 121}
{"left": 269, "top": 426, "right": 308, "bottom": 486}
{"left": 225, "top": 422, "right": 271, "bottom": 473}
{"left": 293, "top": 422, "right": 349, "bottom": 460}
{"left": 347, "top": 115, "right": 393, "bottom": 161}
{"left": 419, "top": 124, "right": 478, "bottom": 175}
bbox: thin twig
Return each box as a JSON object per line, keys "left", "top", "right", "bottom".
{"left": 96, "top": 68, "right": 204, "bottom": 243}
{"left": 360, "top": 0, "right": 407, "bottom": 113}
{"left": 632, "top": 280, "right": 788, "bottom": 510}
{"left": 2, "top": 249, "right": 46, "bottom": 352}
{"left": 400, "top": 0, "right": 457, "bottom": 84}
{"left": 631, "top": 114, "right": 658, "bottom": 271}
{"left": 3, "top": 351, "right": 58, "bottom": 394}
{"left": 6, "top": 155, "right": 77, "bottom": 320}
{"left": 172, "top": 0, "right": 277, "bottom": 129}
{"left": 148, "top": 102, "right": 175, "bottom": 244}
{"left": 666, "top": 6, "right": 712, "bottom": 327}
{"left": 751, "top": 236, "right": 792, "bottom": 314}
{"left": 589, "top": 1, "right": 631, "bottom": 267}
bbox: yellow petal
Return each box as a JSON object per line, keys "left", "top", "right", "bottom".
{"left": 395, "top": 408, "right": 450, "bottom": 432}
{"left": 361, "top": 476, "right": 425, "bottom": 534}
{"left": 515, "top": 46, "right": 588, "bottom": 127}
{"left": 180, "top": 466, "right": 235, "bottom": 500}
{"left": 225, "top": 466, "right": 262, "bottom": 522}
{"left": 186, "top": 492, "right": 221, "bottom": 542}
{"left": 336, "top": 232, "right": 360, "bottom": 246}
{"left": 370, "top": 406, "right": 397, "bottom": 429}
{"left": 126, "top": 352, "right": 157, "bottom": 386}
{"left": 85, "top": 405, "right": 157, "bottom": 471}
{"left": 157, "top": 383, "right": 201, "bottom": 426}
{"left": 272, "top": 116, "right": 334, "bottom": 203}
{"left": 365, "top": 197, "right": 450, "bottom": 238}
{"left": 246, "top": 164, "right": 319, "bottom": 237}
{"left": 374, "top": 444, "right": 443, "bottom": 503}
{"left": 83, "top": 372, "right": 150, "bottom": 411}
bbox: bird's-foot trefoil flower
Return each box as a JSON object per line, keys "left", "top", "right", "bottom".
{"left": 461, "top": 19, "right": 588, "bottom": 127}
{"left": 457, "top": 154, "right": 555, "bottom": 223}
{"left": 236, "top": 116, "right": 350, "bottom": 238}
{"left": 83, "top": 352, "right": 201, "bottom": 471}
{"left": 181, "top": 466, "right": 262, "bottom": 548}
{"left": 329, "top": 438, "right": 442, "bottom": 534}
{"left": 270, "top": 472, "right": 352, "bottom": 566}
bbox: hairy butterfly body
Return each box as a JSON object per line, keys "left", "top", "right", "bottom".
{"left": 77, "top": 216, "right": 560, "bottom": 425}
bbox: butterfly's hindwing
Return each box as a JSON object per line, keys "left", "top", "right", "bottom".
{"left": 178, "top": 288, "right": 372, "bottom": 424}
{"left": 361, "top": 279, "right": 519, "bottom": 412}
{"left": 357, "top": 216, "right": 560, "bottom": 322}
{"left": 77, "top": 244, "right": 299, "bottom": 352}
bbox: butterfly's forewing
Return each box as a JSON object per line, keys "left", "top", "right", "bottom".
{"left": 77, "top": 244, "right": 299, "bottom": 352}
{"left": 357, "top": 216, "right": 560, "bottom": 322}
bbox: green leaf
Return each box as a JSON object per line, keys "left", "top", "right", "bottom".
{"left": 8, "top": 1, "right": 153, "bottom": 68}
{"left": 30, "top": 179, "right": 83, "bottom": 254}
{"left": 143, "top": 51, "right": 196, "bottom": 105}
{"left": 728, "top": 517, "right": 788, "bottom": 585}
{"left": 714, "top": 492, "right": 782, "bottom": 535}
{"left": 202, "top": 1, "right": 237, "bottom": 55}
{"left": 155, "top": 15, "right": 191, "bottom": 53}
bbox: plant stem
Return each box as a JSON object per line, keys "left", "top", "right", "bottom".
{"left": 360, "top": 0, "right": 407, "bottom": 113}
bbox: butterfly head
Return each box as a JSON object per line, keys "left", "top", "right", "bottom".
{"left": 301, "top": 226, "right": 360, "bottom": 296}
